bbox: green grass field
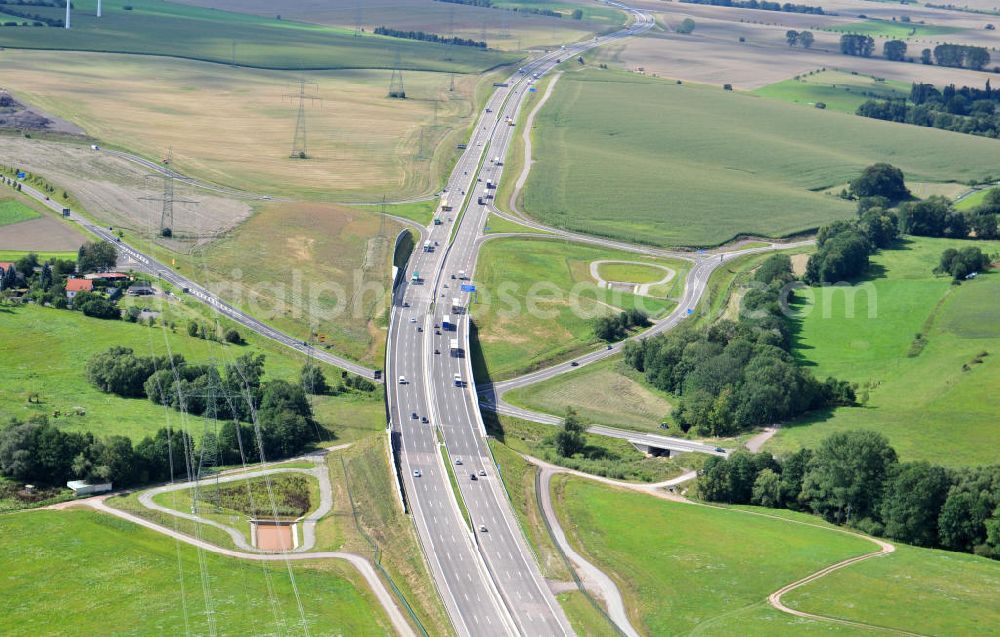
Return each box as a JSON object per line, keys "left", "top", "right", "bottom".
{"left": 785, "top": 544, "right": 1000, "bottom": 636}
{"left": 471, "top": 237, "right": 687, "bottom": 380}
{"left": 522, "top": 69, "right": 998, "bottom": 247}
{"left": 0, "top": 509, "right": 392, "bottom": 636}
{"left": 0, "top": 303, "right": 383, "bottom": 442}
{"left": 751, "top": 70, "right": 910, "bottom": 114}
{"left": 826, "top": 19, "right": 960, "bottom": 39}
{"left": 553, "top": 476, "right": 875, "bottom": 635}
{"left": 955, "top": 185, "right": 999, "bottom": 211}
{"left": 595, "top": 261, "right": 670, "bottom": 284}
{"left": 0, "top": 0, "right": 514, "bottom": 72}
{"left": 0, "top": 198, "right": 41, "bottom": 227}
{"left": 0, "top": 250, "right": 77, "bottom": 262}
{"left": 771, "top": 236, "right": 1000, "bottom": 466}
{"left": 506, "top": 357, "right": 674, "bottom": 432}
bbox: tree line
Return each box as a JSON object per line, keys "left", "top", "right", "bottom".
{"left": 0, "top": 352, "right": 372, "bottom": 490}
{"left": 374, "top": 26, "right": 487, "bottom": 48}
{"left": 622, "top": 254, "right": 855, "bottom": 436}
{"left": 856, "top": 79, "right": 1000, "bottom": 138}
{"left": 841, "top": 34, "right": 991, "bottom": 72}
{"left": 681, "top": 0, "right": 825, "bottom": 15}
{"left": 699, "top": 429, "right": 1000, "bottom": 560}
{"left": 86, "top": 348, "right": 320, "bottom": 459}
{"left": 0, "top": 0, "right": 65, "bottom": 27}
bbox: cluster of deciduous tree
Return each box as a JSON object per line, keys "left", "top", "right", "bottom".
{"left": 936, "top": 246, "right": 993, "bottom": 280}
{"left": 77, "top": 241, "right": 118, "bottom": 274}
{"left": 86, "top": 349, "right": 321, "bottom": 459}
{"left": 857, "top": 80, "right": 1000, "bottom": 138}
{"left": 681, "top": 0, "right": 825, "bottom": 14}
{"left": 594, "top": 308, "right": 650, "bottom": 342}
{"left": 374, "top": 26, "right": 487, "bottom": 48}
{"left": 699, "top": 430, "right": 1000, "bottom": 559}
{"left": 0, "top": 415, "right": 194, "bottom": 487}
{"left": 883, "top": 39, "right": 907, "bottom": 61}
{"left": 932, "top": 44, "right": 991, "bottom": 70}
{"left": 784, "top": 30, "right": 815, "bottom": 47}
{"left": 185, "top": 319, "right": 243, "bottom": 345}
{"left": 840, "top": 34, "right": 875, "bottom": 57}
{"left": 804, "top": 202, "right": 900, "bottom": 284}
{"left": 623, "top": 255, "right": 855, "bottom": 435}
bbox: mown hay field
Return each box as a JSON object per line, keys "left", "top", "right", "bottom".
{"left": 1, "top": 50, "right": 480, "bottom": 200}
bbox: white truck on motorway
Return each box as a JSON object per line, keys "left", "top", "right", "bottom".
{"left": 450, "top": 338, "right": 461, "bottom": 356}
{"left": 451, "top": 298, "right": 463, "bottom": 313}
{"left": 442, "top": 315, "right": 454, "bottom": 330}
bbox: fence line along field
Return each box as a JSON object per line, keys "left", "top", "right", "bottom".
{"left": 0, "top": 0, "right": 514, "bottom": 72}
{"left": 173, "top": 0, "right": 621, "bottom": 51}
{"left": 521, "top": 68, "right": 998, "bottom": 247}
{"left": 0, "top": 50, "right": 480, "bottom": 200}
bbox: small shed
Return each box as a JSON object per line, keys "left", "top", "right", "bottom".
{"left": 127, "top": 282, "right": 155, "bottom": 296}
{"left": 67, "top": 480, "right": 112, "bottom": 497}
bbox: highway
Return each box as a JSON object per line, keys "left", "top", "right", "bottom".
{"left": 8, "top": 177, "right": 377, "bottom": 379}
{"left": 386, "top": 3, "right": 656, "bottom": 635}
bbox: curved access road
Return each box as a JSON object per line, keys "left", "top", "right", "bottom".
{"left": 528, "top": 454, "right": 923, "bottom": 637}
{"left": 81, "top": 497, "right": 416, "bottom": 637}
{"left": 138, "top": 463, "right": 332, "bottom": 553}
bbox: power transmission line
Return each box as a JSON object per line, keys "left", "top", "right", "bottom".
{"left": 140, "top": 149, "right": 197, "bottom": 238}
{"left": 284, "top": 79, "right": 320, "bottom": 159}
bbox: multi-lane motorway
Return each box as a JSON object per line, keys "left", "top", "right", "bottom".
{"left": 386, "top": 4, "right": 656, "bottom": 635}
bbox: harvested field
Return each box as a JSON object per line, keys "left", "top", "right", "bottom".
{"left": 0, "top": 216, "right": 88, "bottom": 252}
{"left": 0, "top": 50, "right": 479, "bottom": 200}
{"left": 609, "top": 0, "right": 999, "bottom": 89}
{"left": 0, "top": 137, "right": 251, "bottom": 243}
{"left": 174, "top": 0, "right": 614, "bottom": 51}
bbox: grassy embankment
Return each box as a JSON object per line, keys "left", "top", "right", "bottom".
{"left": 771, "top": 236, "right": 1000, "bottom": 466}
{"left": 522, "top": 68, "right": 997, "bottom": 247}
{"left": 0, "top": 509, "right": 394, "bottom": 636}
{"left": 0, "top": 303, "right": 385, "bottom": 442}
{"left": 553, "top": 475, "right": 962, "bottom": 636}
{"left": 471, "top": 237, "right": 688, "bottom": 380}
